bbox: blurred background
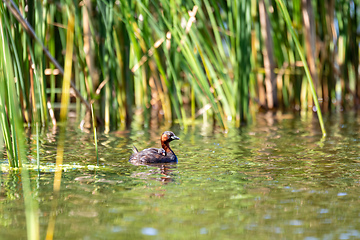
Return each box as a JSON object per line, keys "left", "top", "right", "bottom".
{"left": 0, "top": 0, "right": 359, "bottom": 131}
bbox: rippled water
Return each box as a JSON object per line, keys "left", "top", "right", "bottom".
{"left": 1, "top": 113, "right": 360, "bottom": 239}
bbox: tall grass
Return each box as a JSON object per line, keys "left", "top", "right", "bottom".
{"left": 275, "top": 0, "right": 326, "bottom": 136}
{"left": 1, "top": 0, "right": 359, "bottom": 145}
{"left": 46, "top": 13, "right": 75, "bottom": 240}
{"left": 1, "top": 7, "right": 40, "bottom": 239}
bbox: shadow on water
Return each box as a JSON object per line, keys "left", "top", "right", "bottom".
{"left": 1, "top": 112, "right": 360, "bottom": 239}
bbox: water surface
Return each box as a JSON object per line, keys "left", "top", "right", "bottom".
{"left": 1, "top": 113, "right": 360, "bottom": 239}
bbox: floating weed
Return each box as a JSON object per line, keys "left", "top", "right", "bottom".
{"left": 0, "top": 163, "right": 102, "bottom": 173}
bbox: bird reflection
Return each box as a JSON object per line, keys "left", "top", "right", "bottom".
{"left": 130, "top": 163, "right": 177, "bottom": 184}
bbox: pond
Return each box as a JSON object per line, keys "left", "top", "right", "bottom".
{"left": 1, "top": 112, "right": 360, "bottom": 239}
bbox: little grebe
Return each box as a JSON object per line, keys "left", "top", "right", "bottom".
{"left": 129, "top": 131, "right": 180, "bottom": 164}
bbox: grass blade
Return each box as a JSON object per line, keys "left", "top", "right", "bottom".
{"left": 275, "top": 0, "right": 326, "bottom": 136}
{"left": 46, "top": 13, "right": 75, "bottom": 240}
{"left": 91, "top": 104, "right": 99, "bottom": 166}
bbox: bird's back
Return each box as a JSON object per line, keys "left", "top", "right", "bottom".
{"left": 129, "top": 147, "right": 177, "bottom": 163}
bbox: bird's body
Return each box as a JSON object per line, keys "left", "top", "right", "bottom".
{"left": 129, "top": 131, "right": 179, "bottom": 164}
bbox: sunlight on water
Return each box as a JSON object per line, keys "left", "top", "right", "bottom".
{"left": 0, "top": 113, "right": 360, "bottom": 239}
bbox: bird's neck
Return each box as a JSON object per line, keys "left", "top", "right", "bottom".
{"left": 161, "top": 141, "right": 172, "bottom": 153}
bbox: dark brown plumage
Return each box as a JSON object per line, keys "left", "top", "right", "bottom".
{"left": 129, "top": 131, "right": 180, "bottom": 164}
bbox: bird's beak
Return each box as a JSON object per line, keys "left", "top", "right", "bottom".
{"left": 172, "top": 135, "right": 180, "bottom": 140}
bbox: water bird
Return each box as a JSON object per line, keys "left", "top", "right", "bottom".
{"left": 129, "top": 131, "right": 180, "bottom": 164}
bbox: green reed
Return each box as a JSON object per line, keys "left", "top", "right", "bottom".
{"left": 36, "top": 123, "right": 40, "bottom": 172}
{"left": 275, "top": 0, "right": 326, "bottom": 136}
{"left": 1, "top": 0, "right": 359, "bottom": 144}
{"left": 1, "top": 7, "right": 40, "bottom": 239}
{"left": 91, "top": 104, "right": 99, "bottom": 166}
{"left": 0, "top": 10, "right": 21, "bottom": 167}
{"left": 46, "top": 13, "right": 75, "bottom": 240}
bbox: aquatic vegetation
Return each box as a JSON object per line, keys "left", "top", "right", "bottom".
{"left": 1, "top": 0, "right": 357, "bottom": 135}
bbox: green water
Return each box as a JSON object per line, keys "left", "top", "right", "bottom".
{"left": 1, "top": 113, "right": 360, "bottom": 239}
